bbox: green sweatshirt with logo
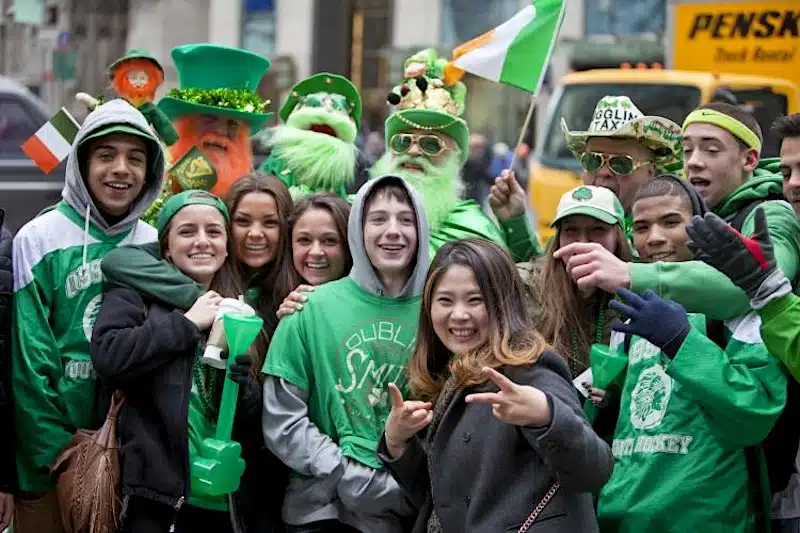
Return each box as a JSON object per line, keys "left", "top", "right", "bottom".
{"left": 11, "top": 99, "right": 165, "bottom": 492}
{"left": 629, "top": 160, "right": 800, "bottom": 320}
{"left": 597, "top": 312, "right": 786, "bottom": 532}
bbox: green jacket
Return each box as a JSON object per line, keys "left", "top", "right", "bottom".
{"left": 11, "top": 100, "right": 165, "bottom": 491}
{"left": 598, "top": 312, "right": 786, "bottom": 532}
{"left": 629, "top": 160, "right": 800, "bottom": 320}
{"left": 759, "top": 292, "right": 800, "bottom": 382}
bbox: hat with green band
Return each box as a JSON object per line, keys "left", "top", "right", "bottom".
{"left": 682, "top": 108, "right": 762, "bottom": 153}
{"left": 551, "top": 185, "right": 625, "bottom": 227}
{"left": 157, "top": 43, "right": 273, "bottom": 131}
{"left": 384, "top": 48, "right": 469, "bottom": 165}
{"left": 156, "top": 189, "right": 230, "bottom": 237}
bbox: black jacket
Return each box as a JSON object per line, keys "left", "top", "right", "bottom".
{"left": 379, "top": 352, "right": 613, "bottom": 533}
{"left": 0, "top": 209, "right": 16, "bottom": 494}
{"left": 91, "top": 287, "right": 285, "bottom": 533}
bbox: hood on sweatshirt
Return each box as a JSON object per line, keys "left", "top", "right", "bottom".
{"left": 63, "top": 98, "right": 166, "bottom": 237}
{"left": 348, "top": 175, "right": 430, "bottom": 298}
{"left": 714, "top": 158, "right": 785, "bottom": 219}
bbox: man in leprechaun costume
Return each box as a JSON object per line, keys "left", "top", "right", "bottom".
{"left": 142, "top": 43, "right": 273, "bottom": 223}
{"left": 370, "top": 48, "right": 541, "bottom": 261}
{"left": 259, "top": 73, "right": 368, "bottom": 198}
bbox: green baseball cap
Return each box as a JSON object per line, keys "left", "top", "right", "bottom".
{"left": 156, "top": 189, "right": 230, "bottom": 237}
{"left": 551, "top": 186, "right": 625, "bottom": 227}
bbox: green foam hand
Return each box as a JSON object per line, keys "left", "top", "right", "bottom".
{"left": 191, "top": 312, "right": 263, "bottom": 497}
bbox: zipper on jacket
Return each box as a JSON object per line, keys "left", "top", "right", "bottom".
{"left": 168, "top": 496, "right": 185, "bottom": 533}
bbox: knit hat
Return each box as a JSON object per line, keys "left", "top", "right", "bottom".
{"left": 156, "top": 189, "right": 230, "bottom": 237}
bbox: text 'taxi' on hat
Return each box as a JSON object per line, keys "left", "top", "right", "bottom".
{"left": 157, "top": 43, "right": 273, "bottom": 131}
{"left": 561, "top": 95, "right": 683, "bottom": 174}
{"left": 384, "top": 48, "right": 470, "bottom": 164}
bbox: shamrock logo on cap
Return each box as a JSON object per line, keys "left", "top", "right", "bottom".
{"left": 572, "top": 187, "right": 593, "bottom": 202}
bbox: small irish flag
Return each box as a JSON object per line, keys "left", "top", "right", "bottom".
{"left": 21, "top": 108, "right": 80, "bottom": 173}
{"left": 451, "top": 0, "right": 566, "bottom": 94}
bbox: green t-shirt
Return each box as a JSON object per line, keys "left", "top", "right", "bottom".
{"left": 188, "top": 357, "right": 228, "bottom": 511}
{"left": 263, "top": 276, "right": 420, "bottom": 469}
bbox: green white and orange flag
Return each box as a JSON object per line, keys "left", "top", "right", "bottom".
{"left": 21, "top": 107, "right": 80, "bottom": 173}
{"left": 450, "top": 0, "right": 566, "bottom": 93}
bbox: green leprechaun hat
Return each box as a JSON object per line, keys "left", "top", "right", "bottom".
{"left": 280, "top": 73, "right": 362, "bottom": 127}
{"left": 384, "top": 48, "right": 469, "bottom": 165}
{"left": 108, "top": 48, "right": 163, "bottom": 77}
{"left": 158, "top": 43, "right": 273, "bottom": 131}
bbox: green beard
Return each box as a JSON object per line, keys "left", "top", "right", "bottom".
{"left": 269, "top": 125, "right": 358, "bottom": 192}
{"left": 370, "top": 152, "right": 464, "bottom": 233}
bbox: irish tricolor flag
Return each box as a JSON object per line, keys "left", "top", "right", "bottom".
{"left": 452, "top": 0, "right": 566, "bottom": 93}
{"left": 21, "top": 108, "right": 80, "bottom": 173}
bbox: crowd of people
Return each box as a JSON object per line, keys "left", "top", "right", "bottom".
{"left": 0, "top": 41, "right": 799, "bottom": 533}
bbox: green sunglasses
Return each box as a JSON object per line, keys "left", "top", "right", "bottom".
{"left": 579, "top": 152, "right": 652, "bottom": 176}
{"left": 389, "top": 133, "right": 446, "bottom": 157}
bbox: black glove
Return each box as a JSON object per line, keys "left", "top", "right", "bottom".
{"left": 610, "top": 289, "right": 691, "bottom": 359}
{"left": 685, "top": 208, "right": 779, "bottom": 300}
{"left": 220, "top": 352, "right": 262, "bottom": 418}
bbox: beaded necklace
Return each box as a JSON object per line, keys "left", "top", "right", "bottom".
{"left": 192, "top": 352, "right": 220, "bottom": 418}
{"left": 569, "top": 303, "right": 607, "bottom": 373}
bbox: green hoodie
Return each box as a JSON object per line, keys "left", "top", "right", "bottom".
{"left": 629, "top": 159, "right": 800, "bottom": 320}
{"left": 11, "top": 99, "right": 166, "bottom": 492}
{"left": 759, "top": 292, "right": 800, "bottom": 382}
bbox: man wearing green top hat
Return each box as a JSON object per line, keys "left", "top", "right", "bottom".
{"left": 142, "top": 43, "right": 273, "bottom": 224}
{"left": 370, "top": 48, "right": 542, "bottom": 261}
{"left": 258, "top": 72, "right": 368, "bottom": 198}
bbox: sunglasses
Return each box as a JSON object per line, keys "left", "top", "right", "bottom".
{"left": 389, "top": 133, "right": 446, "bottom": 157}
{"left": 579, "top": 152, "right": 652, "bottom": 176}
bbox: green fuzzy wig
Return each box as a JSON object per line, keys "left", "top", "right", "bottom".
{"left": 269, "top": 115, "right": 358, "bottom": 192}
{"left": 370, "top": 151, "right": 464, "bottom": 233}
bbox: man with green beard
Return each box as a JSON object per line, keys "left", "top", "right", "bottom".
{"left": 373, "top": 48, "right": 542, "bottom": 261}
{"left": 259, "top": 73, "right": 369, "bottom": 198}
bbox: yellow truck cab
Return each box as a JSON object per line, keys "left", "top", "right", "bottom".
{"left": 529, "top": 68, "right": 800, "bottom": 243}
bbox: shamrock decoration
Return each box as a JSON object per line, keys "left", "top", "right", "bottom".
{"left": 572, "top": 187, "right": 594, "bottom": 201}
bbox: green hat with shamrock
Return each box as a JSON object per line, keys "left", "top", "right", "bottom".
{"left": 158, "top": 43, "right": 273, "bottom": 131}
{"left": 384, "top": 48, "right": 469, "bottom": 165}
{"left": 280, "top": 73, "right": 362, "bottom": 126}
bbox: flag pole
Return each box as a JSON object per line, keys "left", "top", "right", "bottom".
{"left": 508, "top": 94, "right": 537, "bottom": 177}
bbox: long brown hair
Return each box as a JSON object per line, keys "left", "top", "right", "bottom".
{"left": 226, "top": 173, "right": 300, "bottom": 340}
{"left": 290, "top": 193, "right": 353, "bottom": 277}
{"left": 534, "top": 222, "right": 633, "bottom": 371}
{"left": 408, "top": 238, "right": 547, "bottom": 403}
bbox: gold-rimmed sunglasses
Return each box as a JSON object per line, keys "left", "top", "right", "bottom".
{"left": 389, "top": 133, "right": 447, "bottom": 157}
{"left": 579, "top": 152, "right": 652, "bottom": 176}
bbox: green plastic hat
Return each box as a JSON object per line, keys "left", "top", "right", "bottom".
{"left": 385, "top": 109, "right": 469, "bottom": 165}
{"left": 157, "top": 44, "right": 273, "bottom": 131}
{"left": 108, "top": 48, "right": 163, "bottom": 77}
{"left": 156, "top": 189, "right": 230, "bottom": 238}
{"left": 280, "top": 73, "right": 362, "bottom": 126}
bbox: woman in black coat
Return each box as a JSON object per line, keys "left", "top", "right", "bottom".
{"left": 378, "top": 238, "right": 613, "bottom": 533}
{"left": 92, "top": 191, "right": 282, "bottom": 533}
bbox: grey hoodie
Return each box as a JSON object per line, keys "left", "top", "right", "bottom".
{"left": 62, "top": 98, "right": 165, "bottom": 237}
{"left": 262, "top": 175, "right": 429, "bottom": 532}
{"left": 347, "top": 174, "right": 430, "bottom": 297}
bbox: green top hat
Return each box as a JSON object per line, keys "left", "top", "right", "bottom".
{"left": 280, "top": 73, "right": 362, "bottom": 126}
{"left": 108, "top": 48, "right": 163, "bottom": 77}
{"left": 384, "top": 49, "right": 469, "bottom": 165}
{"left": 157, "top": 43, "right": 273, "bottom": 131}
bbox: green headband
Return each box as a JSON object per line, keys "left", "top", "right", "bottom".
{"left": 682, "top": 109, "right": 762, "bottom": 153}
{"left": 156, "top": 189, "right": 230, "bottom": 237}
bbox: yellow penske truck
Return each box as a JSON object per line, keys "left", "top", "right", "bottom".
{"left": 529, "top": 0, "right": 800, "bottom": 243}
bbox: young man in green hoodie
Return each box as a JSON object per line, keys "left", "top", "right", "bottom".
{"left": 556, "top": 102, "right": 800, "bottom": 322}
{"left": 10, "top": 98, "right": 165, "bottom": 533}
{"left": 262, "top": 175, "right": 427, "bottom": 533}
{"left": 596, "top": 175, "right": 786, "bottom": 533}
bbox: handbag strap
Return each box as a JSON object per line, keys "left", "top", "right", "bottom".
{"left": 518, "top": 481, "right": 561, "bottom": 533}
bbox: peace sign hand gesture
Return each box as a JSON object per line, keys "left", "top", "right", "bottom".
{"left": 384, "top": 383, "right": 433, "bottom": 459}
{"left": 465, "top": 367, "right": 552, "bottom": 427}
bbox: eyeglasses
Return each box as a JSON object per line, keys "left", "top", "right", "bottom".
{"left": 579, "top": 152, "right": 652, "bottom": 176}
{"left": 389, "top": 133, "right": 446, "bottom": 157}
